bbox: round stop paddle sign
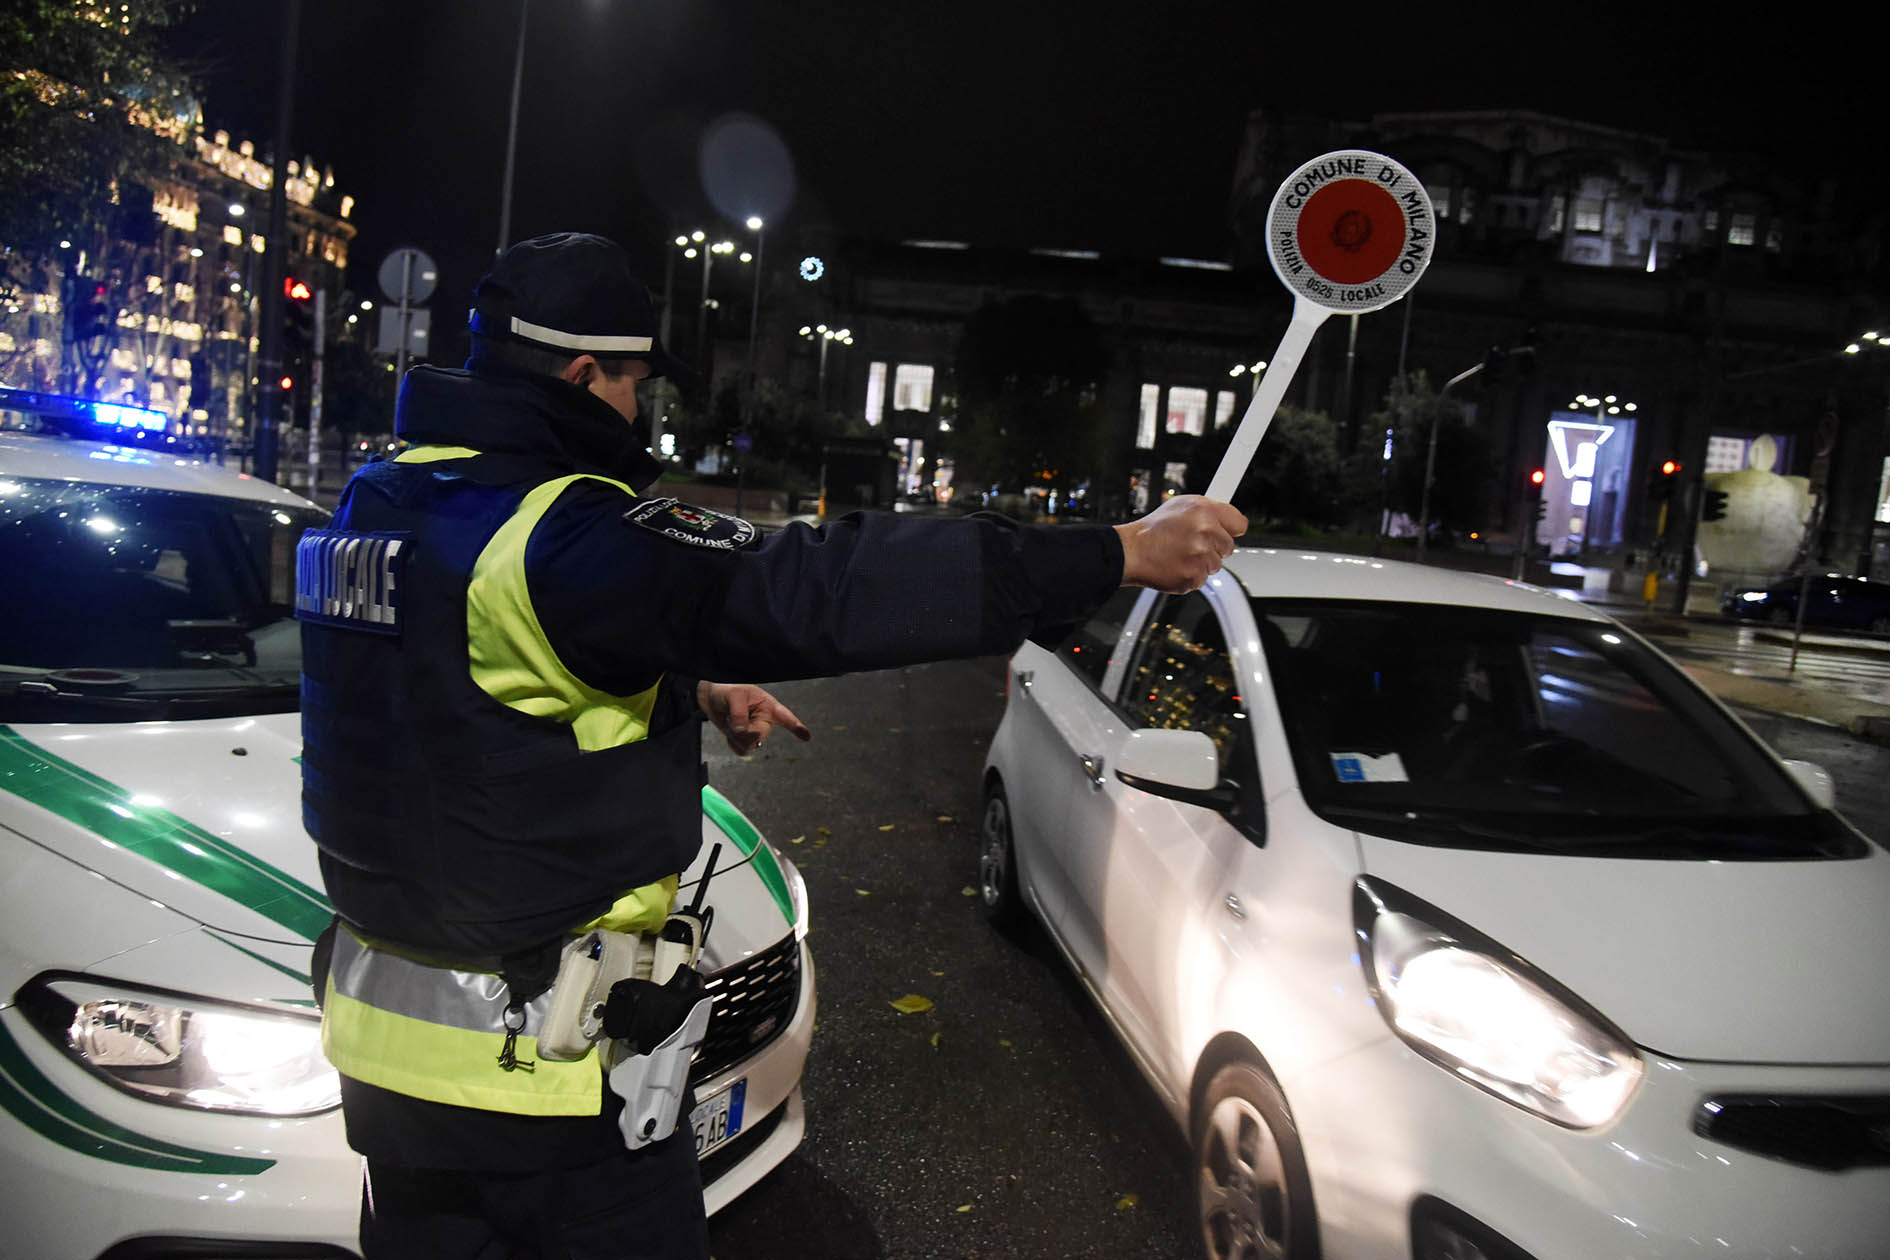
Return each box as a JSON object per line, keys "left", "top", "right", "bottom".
{"left": 1265, "top": 151, "right": 1433, "bottom": 313}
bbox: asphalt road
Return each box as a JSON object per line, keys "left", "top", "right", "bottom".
{"left": 701, "top": 657, "right": 1890, "bottom": 1259}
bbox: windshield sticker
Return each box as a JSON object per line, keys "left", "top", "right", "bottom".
{"left": 295, "top": 529, "right": 408, "bottom": 635}
{"left": 623, "top": 498, "right": 758, "bottom": 551}
{"left": 1330, "top": 751, "right": 1409, "bottom": 783}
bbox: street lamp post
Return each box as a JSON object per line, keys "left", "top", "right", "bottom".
{"left": 497, "top": 0, "right": 529, "bottom": 256}
{"left": 741, "top": 216, "right": 764, "bottom": 432}
{"left": 690, "top": 233, "right": 736, "bottom": 382}
{"left": 799, "top": 324, "right": 852, "bottom": 407}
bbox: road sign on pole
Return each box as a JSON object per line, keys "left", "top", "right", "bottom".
{"left": 376, "top": 247, "right": 438, "bottom": 388}
{"left": 1206, "top": 151, "right": 1435, "bottom": 503}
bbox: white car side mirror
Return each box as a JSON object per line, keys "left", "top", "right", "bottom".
{"left": 1780, "top": 758, "right": 1836, "bottom": 810}
{"left": 1116, "top": 728, "right": 1221, "bottom": 793}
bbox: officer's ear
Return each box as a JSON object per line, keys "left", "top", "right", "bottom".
{"left": 561, "top": 354, "right": 601, "bottom": 388}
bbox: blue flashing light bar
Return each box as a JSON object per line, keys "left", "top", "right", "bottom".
{"left": 92, "top": 401, "right": 168, "bottom": 431}
{"left": 0, "top": 385, "right": 172, "bottom": 438}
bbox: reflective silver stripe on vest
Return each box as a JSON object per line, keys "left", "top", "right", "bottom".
{"left": 330, "top": 926, "right": 558, "bottom": 1034}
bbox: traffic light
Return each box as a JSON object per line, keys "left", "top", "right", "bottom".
{"left": 1529, "top": 468, "right": 1547, "bottom": 521}
{"left": 1702, "top": 487, "right": 1729, "bottom": 522}
{"left": 73, "top": 284, "right": 110, "bottom": 342}
{"left": 1650, "top": 460, "right": 1680, "bottom": 502}
{"left": 281, "top": 278, "right": 315, "bottom": 396}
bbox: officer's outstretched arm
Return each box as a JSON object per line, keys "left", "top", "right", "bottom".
{"left": 698, "top": 681, "right": 814, "bottom": 756}
{"left": 1115, "top": 495, "right": 1248, "bottom": 594}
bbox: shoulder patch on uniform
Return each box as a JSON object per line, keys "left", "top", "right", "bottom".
{"left": 294, "top": 529, "right": 409, "bottom": 635}
{"left": 621, "top": 497, "right": 758, "bottom": 551}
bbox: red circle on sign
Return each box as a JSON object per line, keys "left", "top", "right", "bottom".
{"left": 1296, "top": 179, "right": 1407, "bottom": 285}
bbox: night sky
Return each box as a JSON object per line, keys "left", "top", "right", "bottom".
{"left": 169, "top": 1, "right": 1852, "bottom": 361}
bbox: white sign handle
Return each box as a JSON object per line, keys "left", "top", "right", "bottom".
{"left": 1204, "top": 299, "right": 1330, "bottom": 503}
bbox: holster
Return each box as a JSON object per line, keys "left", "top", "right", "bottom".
{"left": 605, "top": 987, "right": 714, "bottom": 1150}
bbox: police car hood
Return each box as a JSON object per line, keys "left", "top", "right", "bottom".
{"left": 1356, "top": 830, "right": 1890, "bottom": 1066}
{"left": 0, "top": 716, "right": 792, "bottom": 960}
{"left": 396, "top": 364, "right": 660, "bottom": 491}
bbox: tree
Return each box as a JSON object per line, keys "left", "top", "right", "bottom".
{"left": 0, "top": 0, "right": 199, "bottom": 391}
{"left": 1347, "top": 371, "right": 1494, "bottom": 539}
{"left": 951, "top": 294, "right": 1112, "bottom": 493}
{"left": 1184, "top": 405, "right": 1347, "bottom": 527}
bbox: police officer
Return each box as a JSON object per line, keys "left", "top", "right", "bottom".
{"left": 299, "top": 231, "right": 1246, "bottom": 1260}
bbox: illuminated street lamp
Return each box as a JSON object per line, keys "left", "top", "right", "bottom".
{"left": 798, "top": 324, "right": 853, "bottom": 404}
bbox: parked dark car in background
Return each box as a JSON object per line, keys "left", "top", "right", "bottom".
{"left": 1722, "top": 573, "right": 1890, "bottom": 633}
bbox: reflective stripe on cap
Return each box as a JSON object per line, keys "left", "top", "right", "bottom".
{"left": 509, "top": 315, "right": 653, "bottom": 354}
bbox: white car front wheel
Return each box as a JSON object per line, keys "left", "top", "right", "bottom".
{"left": 978, "top": 780, "right": 1026, "bottom": 931}
{"left": 1195, "top": 1060, "right": 1320, "bottom": 1260}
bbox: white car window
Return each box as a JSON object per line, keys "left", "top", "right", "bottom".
{"left": 1118, "top": 592, "right": 1249, "bottom": 783}
{"left": 1255, "top": 599, "right": 1863, "bottom": 860}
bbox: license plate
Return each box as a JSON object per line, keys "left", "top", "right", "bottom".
{"left": 691, "top": 1079, "right": 746, "bottom": 1159}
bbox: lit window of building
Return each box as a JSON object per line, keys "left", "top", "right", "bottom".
{"left": 1137, "top": 384, "right": 1159, "bottom": 450}
{"left": 893, "top": 364, "right": 934, "bottom": 411}
{"left": 1728, "top": 213, "right": 1757, "bottom": 246}
{"left": 865, "top": 361, "right": 887, "bottom": 426}
{"left": 1167, "top": 387, "right": 1207, "bottom": 437}
{"left": 1706, "top": 436, "right": 1748, "bottom": 474}
{"left": 1546, "top": 195, "right": 1566, "bottom": 234}
{"left": 223, "top": 224, "right": 242, "bottom": 246}
{"left": 1214, "top": 390, "right": 1236, "bottom": 429}
{"left": 1574, "top": 199, "right": 1604, "bottom": 233}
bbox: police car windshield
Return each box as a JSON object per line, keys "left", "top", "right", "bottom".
{"left": 0, "top": 476, "right": 324, "bottom": 719}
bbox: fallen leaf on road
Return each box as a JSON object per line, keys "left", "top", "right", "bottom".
{"left": 960, "top": 886, "right": 977, "bottom": 897}
{"left": 999, "top": 1038, "right": 1012, "bottom": 1048}
{"left": 955, "top": 1205, "right": 972, "bottom": 1214}
{"left": 877, "top": 824, "right": 895, "bottom": 832}
{"left": 788, "top": 835, "right": 805, "bottom": 845}
{"left": 1115, "top": 1194, "right": 1138, "bottom": 1212}
{"left": 855, "top": 888, "right": 871, "bottom": 896}
{"left": 832, "top": 725, "right": 847, "bottom": 732}
{"left": 817, "top": 826, "right": 832, "bottom": 836}
{"left": 889, "top": 994, "right": 934, "bottom": 1014}
{"left": 930, "top": 969, "right": 945, "bottom": 977}
{"left": 937, "top": 815, "right": 953, "bottom": 823}
{"left": 930, "top": 1032, "right": 941, "bottom": 1048}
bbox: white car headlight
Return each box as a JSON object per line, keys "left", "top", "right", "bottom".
{"left": 23, "top": 974, "right": 339, "bottom": 1117}
{"left": 1355, "top": 881, "right": 1642, "bottom": 1129}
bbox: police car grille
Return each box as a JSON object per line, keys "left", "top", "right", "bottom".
{"left": 1694, "top": 1094, "right": 1890, "bottom": 1171}
{"left": 692, "top": 932, "right": 800, "bottom": 1084}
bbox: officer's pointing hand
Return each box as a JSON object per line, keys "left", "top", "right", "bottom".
{"left": 1114, "top": 495, "right": 1248, "bottom": 595}
{"left": 698, "top": 682, "right": 814, "bottom": 756}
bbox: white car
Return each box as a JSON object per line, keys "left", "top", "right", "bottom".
{"left": 0, "top": 421, "right": 813, "bottom": 1258}
{"left": 981, "top": 548, "right": 1890, "bottom": 1260}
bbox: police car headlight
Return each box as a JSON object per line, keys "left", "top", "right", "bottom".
{"left": 778, "top": 850, "right": 810, "bottom": 942}
{"left": 23, "top": 975, "right": 339, "bottom": 1116}
{"left": 1355, "top": 882, "right": 1642, "bottom": 1129}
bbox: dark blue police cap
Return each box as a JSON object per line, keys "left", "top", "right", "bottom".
{"left": 469, "top": 232, "right": 686, "bottom": 380}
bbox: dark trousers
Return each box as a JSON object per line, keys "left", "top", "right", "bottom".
{"left": 359, "top": 1130, "right": 711, "bottom": 1260}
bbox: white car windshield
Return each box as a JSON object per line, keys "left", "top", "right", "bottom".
{"left": 0, "top": 476, "right": 325, "bottom": 721}
{"left": 1255, "top": 599, "right": 1862, "bottom": 860}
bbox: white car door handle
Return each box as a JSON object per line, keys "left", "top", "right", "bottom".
{"left": 1224, "top": 894, "right": 1246, "bottom": 920}
{"left": 1079, "top": 753, "right": 1105, "bottom": 789}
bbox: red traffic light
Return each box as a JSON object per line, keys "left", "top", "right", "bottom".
{"left": 279, "top": 374, "right": 294, "bottom": 391}
{"left": 1529, "top": 468, "right": 1545, "bottom": 485}
{"left": 283, "top": 277, "right": 312, "bottom": 302}
{"left": 1660, "top": 460, "right": 1679, "bottom": 476}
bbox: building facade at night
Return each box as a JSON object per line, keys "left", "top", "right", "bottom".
{"left": 0, "top": 125, "right": 356, "bottom": 461}
{"left": 766, "top": 109, "right": 1886, "bottom": 583}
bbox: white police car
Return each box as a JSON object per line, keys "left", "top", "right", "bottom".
{"left": 0, "top": 422, "right": 814, "bottom": 1258}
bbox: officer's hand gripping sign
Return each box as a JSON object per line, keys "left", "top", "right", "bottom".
{"left": 1206, "top": 150, "right": 1435, "bottom": 503}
